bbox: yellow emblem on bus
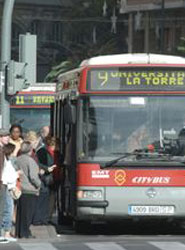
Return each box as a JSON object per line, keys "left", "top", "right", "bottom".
{"left": 114, "top": 170, "right": 126, "bottom": 186}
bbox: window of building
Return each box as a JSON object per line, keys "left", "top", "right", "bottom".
{"left": 30, "top": 20, "right": 40, "bottom": 35}
{"left": 52, "top": 22, "right": 62, "bottom": 42}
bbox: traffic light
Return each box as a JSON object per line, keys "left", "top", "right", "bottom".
{"left": 5, "top": 33, "right": 37, "bottom": 95}
{"left": 5, "top": 60, "right": 28, "bottom": 95}
{"left": 19, "top": 33, "right": 37, "bottom": 84}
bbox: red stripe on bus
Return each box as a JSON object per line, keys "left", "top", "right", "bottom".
{"left": 79, "top": 91, "right": 185, "bottom": 95}
{"left": 77, "top": 163, "right": 185, "bottom": 187}
{"left": 85, "top": 64, "right": 185, "bottom": 68}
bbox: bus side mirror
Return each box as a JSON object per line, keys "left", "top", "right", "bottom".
{"left": 64, "top": 102, "right": 76, "bottom": 124}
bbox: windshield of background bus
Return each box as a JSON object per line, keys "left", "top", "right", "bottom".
{"left": 10, "top": 109, "right": 50, "bottom": 133}
{"left": 79, "top": 96, "right": 185, "bottom": 161}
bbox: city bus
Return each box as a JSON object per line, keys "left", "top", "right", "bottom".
{"left": 10, "top": 83, "right": 55, "bottom": 132}
{"left": 53, "top": 53, "right": 185, "bottom": 229}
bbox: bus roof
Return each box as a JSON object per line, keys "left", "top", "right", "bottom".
{"left": 22, "top": 83, "right": 56, "bottom": 92}
{"left": 80, "top": 53, "right": 185, "bottom": 66}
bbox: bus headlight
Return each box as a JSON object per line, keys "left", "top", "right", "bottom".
{"left": 77, "top": 190, "right": 103, "bottom": 199}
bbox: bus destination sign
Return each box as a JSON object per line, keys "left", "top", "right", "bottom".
{"left": 87, "top": 68, "right": 185, "bottom": 91}
{"left": 10, "top": 94, "right": 55, "bottom": 106}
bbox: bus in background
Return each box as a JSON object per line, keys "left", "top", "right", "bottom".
{"left": 53, "top": 54, "right": 185, "bottom": 230}
{"left": 10, "top": 83, "right": 55, "bottom": 132}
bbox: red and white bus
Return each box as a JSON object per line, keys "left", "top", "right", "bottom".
{"left": 10, "top": 83, "right": 55, "bottom": 132}
{"left": 54, "top": 54, "right": 185, "bottom": 229}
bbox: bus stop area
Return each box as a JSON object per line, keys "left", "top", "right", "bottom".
{"left": 28, "top": 224, "right": 57, "bottom": 241}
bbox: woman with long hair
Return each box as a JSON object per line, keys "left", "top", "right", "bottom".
{"left": 9, "top": 124, "right": 23, "bottom": 156}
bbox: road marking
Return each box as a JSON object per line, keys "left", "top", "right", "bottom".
{"left": 86, "top": 242, "right": 126, "bottom": 250}
{"left": 149, "top": 241, "right": 185, "bottom": 250}
{"left": 19, "top": 243, "right": 58, "bottom": 250}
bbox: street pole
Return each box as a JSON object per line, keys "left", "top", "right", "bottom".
{"left": 128, "top": 13, "right": 133, "bottom": 53}
{"left": 160, "top": 0, "right": 165, "bottom": 53}
{"left": 1, "top": 0, "right": 15, "bottom": 128}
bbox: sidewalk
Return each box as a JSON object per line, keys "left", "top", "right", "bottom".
{"left": 17, "top": 224, "right": 59, "bottom": 243}
{"left": 31, "top": 224, "right": 57, "bottom": 238}
{"left": 12, "top": 215, "right": 72, "bottom": 242}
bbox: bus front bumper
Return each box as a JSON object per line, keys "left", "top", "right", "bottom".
{"left": 78, "top": 200, "right": 109, "bottom": 208}
{"left": 76, "top": 186, "right": 185, "bottom": 221}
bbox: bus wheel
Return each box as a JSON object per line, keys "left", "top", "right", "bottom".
{"left": 74, "top": 220, "right": 91, "bottom": 234}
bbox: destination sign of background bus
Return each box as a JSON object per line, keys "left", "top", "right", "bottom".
{"left": 11, "top": 94, "right": 55, "bottom": 106}
{"left": 10, "top": 83, "right": 55, "bottom": 132}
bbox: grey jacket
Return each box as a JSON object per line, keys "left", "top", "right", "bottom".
{"left": 16, "top": 154, "right": 41, "bottom": 195}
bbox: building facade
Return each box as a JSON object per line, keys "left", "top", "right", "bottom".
{"left": 0, "top": 0, "right": 74, "bottom": 81}
{"left": 125, "top": 0, "right": 185, "bottom": 54}
{"left": 0, "top": 0, "right": 184, "bottom": 82}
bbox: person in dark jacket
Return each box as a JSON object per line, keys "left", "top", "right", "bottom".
{"left": 15, "top": 141, "right": 41, "bottom": 238}
{"left": 33, "top": 136, "right": 62, "bottom": 225}
{"left": 27, "top": 132, "right": 56, "bottom": 225}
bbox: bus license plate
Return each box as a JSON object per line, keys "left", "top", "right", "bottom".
{"left": 128, "top": 205, "right": 175, "bottom": 215}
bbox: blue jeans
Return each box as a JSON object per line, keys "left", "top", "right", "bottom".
{"left": 2, "top": 188, "right": 14, "bottom": 232}
{"left": 0, "top": 185, "right": 6, "bottom": 236}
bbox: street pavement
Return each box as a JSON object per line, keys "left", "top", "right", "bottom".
{"left": 2, "top": 221, "right": 185, "bottom": 250}
{"left": 3, "top": 236, "right": 185, "bottom": 250}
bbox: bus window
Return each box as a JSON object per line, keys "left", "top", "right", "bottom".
{"left": 79, "top": 96, "right": 185, "bottom": 161}
{"left": 10, "top": 108, "right": 51, "bottom": 133}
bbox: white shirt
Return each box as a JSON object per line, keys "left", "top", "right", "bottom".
{"left": 2, "top": 158, "right": 18, "bottom": 190}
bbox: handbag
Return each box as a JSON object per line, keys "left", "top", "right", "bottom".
{"left": 9, "top": 186, "right": 22, "bottom": 200}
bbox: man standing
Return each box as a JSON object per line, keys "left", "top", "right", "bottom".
{"left": 0, "top": 129, "right": 10, "bottom": 244}
{"left": 37, "top": 126, "right": 50, "bottom": 149}
{"left": 40, "top": 126, "right": 50, "bottom": 143}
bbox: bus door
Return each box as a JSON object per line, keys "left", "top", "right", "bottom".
{"left": 60, "top": 99, "right": 77, "bottom": 221}
{"left": 50, "top": 102, "right": 55, "bottom": 136}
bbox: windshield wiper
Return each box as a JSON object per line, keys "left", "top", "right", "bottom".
{"left": 101, "top": 151, "right": 170, "bottom": 168}
{"left": 101, "top": 152, "right": 135, "bottom": 168}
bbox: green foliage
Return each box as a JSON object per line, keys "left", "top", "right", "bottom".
{"left": 44, "top": 60, "right": 78, "bottom": 82}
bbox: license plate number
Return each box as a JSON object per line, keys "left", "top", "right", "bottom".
{"left": 128, "top": 205, "right": 175, "bottom": 215}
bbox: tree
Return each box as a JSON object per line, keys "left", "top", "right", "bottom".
{"left": 45, "top": 0, "right": 127, "bottom": 82}
{"left": 45, "top": 37, "right": 118, "bottom": 82}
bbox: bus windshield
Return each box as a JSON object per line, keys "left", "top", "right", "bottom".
{"left": 79, "top": 96, "right": 185, "bottom": 161}
{"left": 10, "top": 108, "right": 50, "bottom": 133}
